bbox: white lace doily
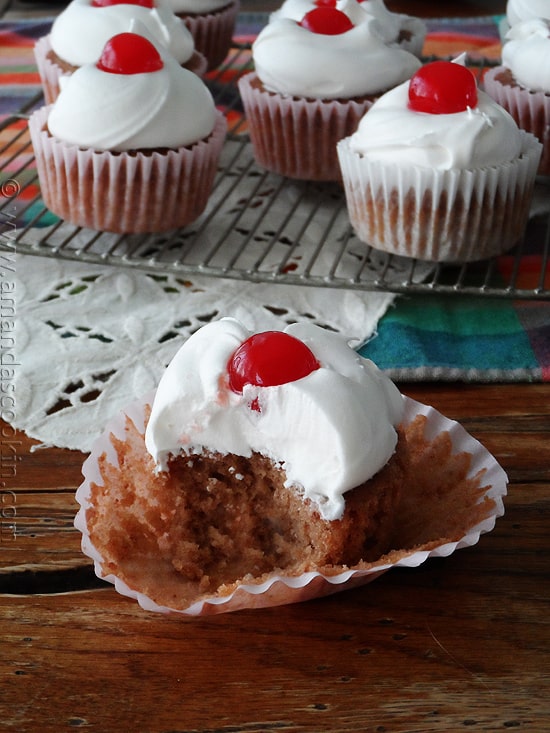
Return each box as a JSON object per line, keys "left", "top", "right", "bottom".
{"left": 12, "top": 252, "right": 397, "bottom": 452}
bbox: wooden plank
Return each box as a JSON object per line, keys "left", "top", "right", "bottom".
{"left": 0, "top": 381, "right": 548, "bottom": 731}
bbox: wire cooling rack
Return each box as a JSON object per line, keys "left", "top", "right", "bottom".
{"left": 1, "top": 45, "right": 549, "bottom": 300}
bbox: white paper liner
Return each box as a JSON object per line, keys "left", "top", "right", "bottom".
{"left": 179, "top": 0, "right": 240, "bottom": 70}
{"left": 28, "top": 106, "right": 226, "bottom": 234}
{"left": 34, "top": 35, "right": 66, "bottom": 105}
{"left": 238, "top": 72, "right": 374, "bottom": 182}
{"left": 483, "top": 66, "right": 550, "bottom": 176}
{"left": 337, "top": 129, "right": 542, "bottom": 262}
{"left": 74, "top": 393, "right": 507, "bottom": 617}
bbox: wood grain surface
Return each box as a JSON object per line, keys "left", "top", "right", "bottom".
{"left": 1, "top": 382, "right": 549, "bottom": 732}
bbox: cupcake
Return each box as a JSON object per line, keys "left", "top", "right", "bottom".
{"left": 74, "top": 318, "right": 507, "bottom": 615}
{"left": 506, "top": 0, "right": 550, "bottom": 26}
{"left": 34, "top": 0, "right": 206, "bottom": 104}
{"left": 29, "top": 32, "right": 226, "bottom": 234}
{"left": 270, "top": 0, "right": 426, "bottom": 57}
{"left": 166, "top": 0, "right": 240, "bottom": 70}
{"left": 484, "top": 19, "right": 550, "bottom": 176}
{"left": 337, "top": 59, "right": 542, "bottom": 262}
{"left": 238, "top": 6, "right": 421, "bottom": 181}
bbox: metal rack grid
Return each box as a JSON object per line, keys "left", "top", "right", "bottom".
{"left": 1, "top": 45, "right": 549, "bottom": 300}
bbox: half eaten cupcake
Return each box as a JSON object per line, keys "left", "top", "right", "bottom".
{"left": 75, "top": 318, "right": 507, "bottom": 615}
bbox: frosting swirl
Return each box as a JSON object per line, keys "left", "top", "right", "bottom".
{"left": 506, "top": 0, "right": 550, "bottom": 25}
{"left": 348, "top": 69, "right": 523, "bottom": 169}
{"left": 47, "top": 37, "right": 217, "bottom": 150}
{"left": 50, "top": 0, "right": 195, "bottom": 66}
{"left": 145, "top": 318, "right": 404, "bottom": 521}
{"left": 252, "top": 15, "right": 420, "bottom": 99}
{"left": 271, "top": 0, "right": 424, "bottom": 44}
{"left": 502, "top": 18, "right": 550, "bottom": 93}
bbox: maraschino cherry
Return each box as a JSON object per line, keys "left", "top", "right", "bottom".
{"left": 299, "top": 7, "right": 354, "bottom": 34}
{"left": 92, "top": 0, "right": 154, "bottom": 7}
{"left": 96, "top": 33, "right": 164, "bottom": 75}
{"left": 227, "top": 331, "right": 320, "bottom": 396}
{"left": 408, "top": 60, "right": 478, "bottom": 115}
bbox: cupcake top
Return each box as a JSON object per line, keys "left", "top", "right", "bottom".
{"left": 144, "top": 318, "right": 404, "bottom": 521}
{"left": 166, "top": 0, "right": 231, "bottom": 13}
{"left": 271, "top": 0, "right": 425, "bottom": 47}
{"left": 348, "top": 59, "right": 523, "bottom": 169}
{"left": 252, "top": 7, "right": 421, "bottom": 99}
{"left": 502, "top": 18, "right": 550, "bottom": 92}
{"left": 47, "top": 32, "right": 217, "bottom": 151}
{"left": 506, "top": 0, "right": 550, "bottom": 26}
{"left": 49, "top": 0, "right": 196, "bottom": 67}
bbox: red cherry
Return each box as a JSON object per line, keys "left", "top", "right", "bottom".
{"left": 408, "top": 61, "right": 478, "bottom": 115}
{"left": 299, "top": 7, "right": 354, "bottom": 35}
{"left": 96, "top": 33, "right": 163, "bottom": 75}
{"left": 227, "top": 331, "right": 321, "bottom": 395}
{"left": 92, "top": 0, "right": 154, "bottom": 6}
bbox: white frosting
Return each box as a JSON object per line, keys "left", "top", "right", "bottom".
{"left": 166, "top": 0, "right": 230, "bottom": 14}
{"left": 252, "top": 16, "right": 420, "bottom": 99}
{"left": 348, "top": 67, "right": 523, "bottom": 169}
{"left": 145, "top": 318, "right": 404, "bottom": 521}
{"left": 50, "top": 0, "right": 195, "bottom": 67}
{"left": 47, "top": 37, "right": 217, "bottom": 150}
{"left": 506, "top": 0, "right": 550, "bottom": 25}
{"left": 502, "top": 19, "right": 550, "bottom": 92}
{"left": 270, "top": 0, "right": 424, "bottom": 44}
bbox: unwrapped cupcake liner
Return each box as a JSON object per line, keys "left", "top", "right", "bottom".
{"left": 483, "top": 66, "right": 550, "bottom": 176}
{"left": 337, "top": 129, "right": 542, "bottom": 262}
{"left": 28, "top": 105, "right": 226, "bottom": 234}
{"left": 74, "top": 393, "right": 507, "bottom": 617}
{"left": 179, "top": 0, "right": 239, "bottom": 70}
{"left": 238, "top": 72, "right": 374, "bottom": 182}
{"left": 34, "top": 35, "right": 67, "bottom": 105}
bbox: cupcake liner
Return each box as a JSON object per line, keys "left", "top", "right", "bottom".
{"left": 483, "top": 66, "right": 550, "bottom": 176}
{"left": 238, "top": 72, "right": 374, "bottom": 182}
{"left": 34, "top": 35, "right": 67, "bottom": 105}
{"left": 28, "top": 105, "right": 226, "bottom": 234}
{"left": 337, "top": 129, "right": 542, "bottom": 262}
{"left": 74, "top": 393, "right": 507, "bottom": 617}
{"left": 179, "top": 0, "right": 239, "bottom": 70}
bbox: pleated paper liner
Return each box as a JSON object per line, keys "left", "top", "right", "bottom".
{"left": 75, "top": 393, "right": 507, "bottom": 616}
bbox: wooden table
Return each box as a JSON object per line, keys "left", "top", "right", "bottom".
{"left": 1, "top": 0, "right": 549, "bottom": 729}
{"left": 2, "top": 382, "right": 549, "bottom": 731}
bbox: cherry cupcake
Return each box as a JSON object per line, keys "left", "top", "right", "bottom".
{"left": 35, "top": 0, "right": 207, "bottom": 105}
{"left": 165, "top": 0, "right": 240, "bottom": 70}
{"left": 74, "top": 318, "right": 507, "bottom": 616}
{"left": 29, "top": 33, "right": 226, "bottom": 234}
{"left": 484, "top": 19, "right": 550, "bottom": 176}
{"left": 337, "top": 60, "right": 542, "bottom": 262}
{"left": 271, "top": 0, "right": 426, "bottom": 57}
{"left": 238, "top": 6, "right": 420, "bottom": 181}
